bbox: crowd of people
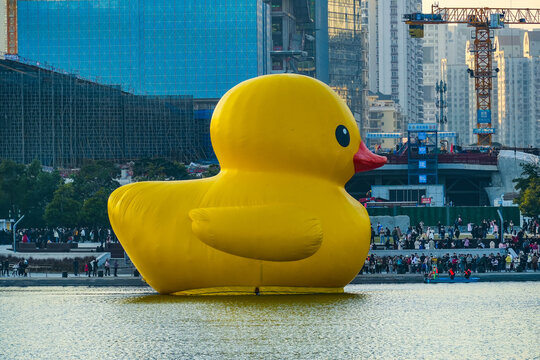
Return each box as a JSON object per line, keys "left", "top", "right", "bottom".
{"left": 371, "top": 216, "right": 540, "bottom": 254}
{"left": 1, "top": 215, "right": 539, "bottom": 279}
{"left": 1, "top": 257, "right": 120, "bottom": 277}
{"left": 0, "top": 227, "right": 117, "bottom": 248}
{"left": 81, "top": 258, "right": 117, "bottom": 277}
{"left": 361, "top": 251, "right": 539, "bottom": 275}
{"left": 1, "top": 258, "right": 29, "bottom": 277}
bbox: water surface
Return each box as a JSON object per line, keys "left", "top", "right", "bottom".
{"left": 1, "top": 283, "right": 538, "bottom": 359}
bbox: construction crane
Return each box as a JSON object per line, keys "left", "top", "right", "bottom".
{"left": 404, "top": 5, "right": 540, "bottom": 146}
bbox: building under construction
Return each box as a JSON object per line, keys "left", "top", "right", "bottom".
{"left": 0, "top": 58, "right": 209, "bottom": 168}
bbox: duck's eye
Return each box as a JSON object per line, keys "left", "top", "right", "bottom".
{"left": 335, "top": 125, "right": 350, "bottom": 147}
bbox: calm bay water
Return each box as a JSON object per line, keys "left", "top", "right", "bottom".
{"left": 1, "top": 283, "right": 538, "bottom": 359}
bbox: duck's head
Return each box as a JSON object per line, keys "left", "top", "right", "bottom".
{"left": 211, "top": 74, "right": 386, "bottom": 183}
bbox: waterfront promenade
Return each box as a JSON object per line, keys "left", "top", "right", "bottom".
{"left": 1, "top": 270, "right": 539, "bottom": 288}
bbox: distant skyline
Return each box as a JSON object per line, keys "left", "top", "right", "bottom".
{"left": 422, "top": 0, "right": 540, "bottom": 30}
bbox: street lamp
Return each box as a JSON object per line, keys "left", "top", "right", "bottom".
{"left": 11, "top": 210, "right": 25, "bottom": 253}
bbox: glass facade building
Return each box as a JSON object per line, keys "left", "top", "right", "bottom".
{"left": 17, "top": 0, "right": 270, "bottom": 98}
{"left": 328, "top": 0, "right": 368, "bottom": 133}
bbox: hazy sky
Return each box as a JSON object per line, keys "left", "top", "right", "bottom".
{"left": 422, "top": 0, "right": 540, "bottom": 30}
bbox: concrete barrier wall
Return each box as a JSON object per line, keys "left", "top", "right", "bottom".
{"left": 369, "top": 215, "right": 410, "bottom": 233}
{"left": 369, "top": 248, "right": 507, "bottom": 257}
{"left": 367, "top": 206, "right": 520, "bottom": 227}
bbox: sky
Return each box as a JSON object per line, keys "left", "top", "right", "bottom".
{"left": 422, "top": 0, "right": 540, "bottom": 30}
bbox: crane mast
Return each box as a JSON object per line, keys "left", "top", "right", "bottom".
{"left": 404, "top": 5, "right": 540, "bottom": 146}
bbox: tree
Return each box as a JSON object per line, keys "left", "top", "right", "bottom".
{"left": 517, "top": 179, "right": 540, "bottom": 218}
{"left": 0, "top": 159, "right": 26, "bottom": 218}
{"left": 201, "top": 164, "right": 220, "bottom": 178}
{"left": 79, "top": 187, "right": 111, "bottom": 228}
{"left": 0, "top": 159, "right": 61, "bottom": 227}
{"left": 133, "top": 158, "right": 190, "bottom": 181}
{"left": 21, "top": 160, "right": 62, "bottom": 227}
{"left": 71, "top": 160, "right": 120, "bottom": 201}
{"left": 513, "top": 163, "right": 540, "bottom": 217}
{"left": 43, "top": 184, "right": 82, "bottom": 227}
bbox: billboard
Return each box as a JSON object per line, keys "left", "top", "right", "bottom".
{"left": 473, "top": 128, "right": 496, "bottom": 134}
{"left": 408, "top": 123, "right": 438, "bottom": 131}
{"left": 477, "top": 109, "right": 491, "bottom": 124}
{"left": 421, "top": 197, "right": 432, "bottom": 204}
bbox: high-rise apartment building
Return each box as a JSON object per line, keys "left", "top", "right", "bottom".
{"left": 493, "top": 29, "right": 538, "bottom": 147}
{"left": 453, "top": 27, "right": 540, "bottom": 148}
{"left": 529, "top": 30, "right": 540, "bottom": 57}
{"left": 363, "top": 0, "right": 423, "bottom": 124}
{"left": 422, "top": 24, "right": 447, "bottom": 124}
{"left": 441, "top": 24, "right": 472, "bottom": 145}
{"left": 441, "top": 59, "right": 470, "bottom": 145}
{"left": 533, "top": 57, "right": 540, "bottom": 145}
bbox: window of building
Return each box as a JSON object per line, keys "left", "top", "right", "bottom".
{"left": 389, "top": 189, "right": 426, "bottom": 202}
{"left": 423, "top": 85, "right": 434, "bottom": 102}
{"left": 423, "top": 47, "right": 434, "bottom": 64}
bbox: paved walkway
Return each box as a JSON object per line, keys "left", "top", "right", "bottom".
{"left": 1, "top": 270, "right": 538, "bottom": 288}
{"left": 351, "top": 271, "right": 540, "bottom": 284}
{"left": 0, "top": 243, "right": 109, "bottom": 260}
{"left": 0, "top": 272, "right": 147, "bottom": 287}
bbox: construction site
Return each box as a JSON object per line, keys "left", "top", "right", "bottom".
{"left": 0, "top": 57, "right": 209, "bottom": 168}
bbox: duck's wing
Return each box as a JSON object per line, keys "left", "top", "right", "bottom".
{"left": 189, "top": 205, "right": 322, "bottom": 261}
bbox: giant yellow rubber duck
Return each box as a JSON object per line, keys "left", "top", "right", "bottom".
{"left": 108, "top": 74, "right": 386, "bottom": 295}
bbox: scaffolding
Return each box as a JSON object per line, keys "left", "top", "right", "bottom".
{"left": 0, "top": 59, "right": 208, "bottom": 168}
{"left": 328, "top": 0, "right": 368, "bottom": 133}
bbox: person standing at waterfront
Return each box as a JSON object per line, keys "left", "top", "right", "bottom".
{"left": 73, "top": 259, "right": 79, "bottom": 276}
{"left": 92, "top": 258, "right": 98, "bottom": 277}
{"left": 505, "top": 254, "right": 512, "bottom": 272}
{"left": 2, "top": 259, "right": 8, "bottom": 276}
{"left": 104, "top": 259, "right": 110, "bottom": 276}
{"left": 113, "top": 260, "right": 118, "bottom": 277}
{"left": 491, "top": 257, "right": 499, "bottom": 272}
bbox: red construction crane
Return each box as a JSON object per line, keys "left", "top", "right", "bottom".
{"left": 6, "top": 0, "right": 18, "bottom": 55}
{"left": 404, "top": 5, "right": 540, "bottom": 146}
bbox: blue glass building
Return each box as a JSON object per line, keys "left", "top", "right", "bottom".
{"left": 17, "top": 0, "right": 270, "bottom": 98}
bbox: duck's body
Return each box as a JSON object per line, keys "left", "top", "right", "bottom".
{"left": 110, "top": 171, "right": 370, "bottom": 294}
{"left": 108, "top": 74, "right": 385, "bottom": 295}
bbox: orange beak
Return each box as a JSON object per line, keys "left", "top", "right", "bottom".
{"left": 353, "top": 141, "right": 387, "bottom": 173}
